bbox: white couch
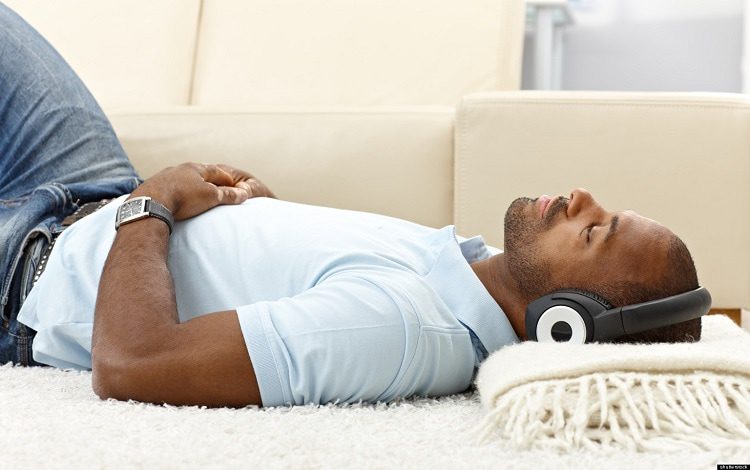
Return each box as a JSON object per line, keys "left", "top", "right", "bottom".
{"left": 7, "top": 0, "right": 750, "bottom": 311}
{"left": 5, "top": 0, "right": 524, "bottom": 230}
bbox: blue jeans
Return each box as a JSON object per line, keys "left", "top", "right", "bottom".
{"left": 0, "top": 3, "right": 142, "bottom": 366}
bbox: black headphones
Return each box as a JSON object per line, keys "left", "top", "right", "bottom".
{"left": 525, "top": 286, "right": 711, "bottom": 343}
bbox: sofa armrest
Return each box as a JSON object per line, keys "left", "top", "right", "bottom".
{"left": 455, "top": 91, "right": 750, "bottom": 308}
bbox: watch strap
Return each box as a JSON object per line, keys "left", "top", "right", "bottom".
{"left": 144, "top": 199, "right": 174, "bottom": 234}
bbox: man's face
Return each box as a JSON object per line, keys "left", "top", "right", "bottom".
{"left": 503, "top": 188, "right": 672, "bottom": 302}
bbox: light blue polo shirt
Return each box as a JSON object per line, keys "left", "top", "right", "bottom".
{"left": 18, "top": 196, "right": 518, "bottom": 406}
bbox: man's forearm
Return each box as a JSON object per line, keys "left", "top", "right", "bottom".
{"left": 89, "top": 163, "right": 267, "bottom": 405}
{"left": 92, "top": 201, "right": 178, "bottom": 367}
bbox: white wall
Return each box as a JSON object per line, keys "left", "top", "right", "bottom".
{"left": 522, "top": 0, "right": 744, "bottom": 92}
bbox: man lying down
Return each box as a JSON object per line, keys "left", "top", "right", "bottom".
{"left": 15, "top": 163, "right": 708, "bottom": 408}
{"left": 0, "top": 2, "right": 708, "bottom": 409}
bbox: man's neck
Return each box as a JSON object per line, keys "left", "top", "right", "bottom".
{"left": 470, "top": 254, "right": 527, "bottom": 339}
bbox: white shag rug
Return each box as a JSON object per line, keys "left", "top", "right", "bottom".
{"left": 1, "top": 362, "right": 749, "bottom": 469}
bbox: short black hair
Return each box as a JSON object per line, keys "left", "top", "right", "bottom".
{"left": 598, "top": 234, "right": 702, "bottom": 343}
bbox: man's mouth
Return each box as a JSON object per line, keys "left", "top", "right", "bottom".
{"left": 538, "top": 195, "right": 552, "bottom": 219}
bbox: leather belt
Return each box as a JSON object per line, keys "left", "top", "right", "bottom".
{"left": 31, "top": 199, "right": 112, "bottom": 288}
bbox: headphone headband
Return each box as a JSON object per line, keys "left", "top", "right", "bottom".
{"left": 526, "top": 286, "right": 711, "bottom": 343}
{"left": 617, "top": 286, "right": 711, "bottom": 335}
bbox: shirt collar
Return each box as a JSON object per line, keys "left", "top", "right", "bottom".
{"left": 458, "top": 234, "right": 493, "bottom": 263}
{"left": 425, "top": 226, "right": 519, "bottom": 354}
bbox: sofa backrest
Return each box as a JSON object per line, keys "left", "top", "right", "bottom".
{"left": 110, "top": 107, "right": 456, "bottom": 229}
{"left": 190, "top": 0, "right": 525, "bottom": 106}
{"left": 4, "top": 0, "right": 201, "bottom": 109}
{"left": 5, "top": 0, "right": 524, "bottom": 109}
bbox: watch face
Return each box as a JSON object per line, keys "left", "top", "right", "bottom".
{"left": 117, "top": 197, "right": 149, "bottom": 226}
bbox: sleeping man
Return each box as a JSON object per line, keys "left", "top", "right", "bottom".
{"left": 0, "top": 3, "right": 703, "bottom": 408}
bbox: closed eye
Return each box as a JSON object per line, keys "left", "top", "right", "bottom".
{"left": 586, "top": 225, "right": 594, "bottom": 243}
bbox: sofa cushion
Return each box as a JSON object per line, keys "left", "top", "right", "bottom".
{"left": 4, "top": 0, "right": 201, "bottom": 109}
{"left": 109, "top": 107, "right": 455, "bottom": 228}
{"left": 191, "top": 0, "right": 525, "bottom": 106}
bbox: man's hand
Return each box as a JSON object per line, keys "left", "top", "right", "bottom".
{"left": 130, "top": 162, "right": 276, "bottom": 221}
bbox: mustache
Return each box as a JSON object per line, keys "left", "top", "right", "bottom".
{"left": 543, "top": 196, "right": 569, "bottom": 224}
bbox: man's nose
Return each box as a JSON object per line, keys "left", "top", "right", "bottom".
{"left": 567, "top": 188, "right": 597, "bottom": 217}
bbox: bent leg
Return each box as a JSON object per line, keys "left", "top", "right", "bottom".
{"left": 0, "top": 4, "right": 142, "bottom": 366}
{"left": 0, "top": 3, "right": 140, "bottom": 201}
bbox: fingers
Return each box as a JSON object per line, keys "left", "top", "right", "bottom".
{"left": 238, "top": 179, "right": 275, "bottom": 198}
{"left": 216, "top": 163, "right": 254, "bottom": 183}
{"left": 195, "top": 163, "right": 235, "bottom": 187}
{"left": 236, "top": 181, "right": 254, "bottom": 194}
{"left": 217, "top": 186, "right": 250, "bottom": 205}
{"left": 195, "top": 163, "right": 258, "bottom": 193}
{"left": 189, "top": 162, "right": 270, "bottom": 201}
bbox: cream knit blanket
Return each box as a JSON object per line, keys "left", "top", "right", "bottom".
{"left": 475, "top": 315, "right": 750, "bottom": 452}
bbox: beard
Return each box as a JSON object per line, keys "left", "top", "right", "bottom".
{"left": 503, "top": 197, "right": 554, "bottom": 301}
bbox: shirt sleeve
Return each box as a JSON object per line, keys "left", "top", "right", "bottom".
{"left": 235, "top": 271, "right": 422, "bottom": 407}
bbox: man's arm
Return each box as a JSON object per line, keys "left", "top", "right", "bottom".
{"left": 91, "top": 163, "right": 274, "bottom": 407}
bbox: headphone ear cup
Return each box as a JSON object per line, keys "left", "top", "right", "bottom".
{"left": 563, "top": 288, "right": 613, "bottom": 310}
{"left": 535, "top": 305, "right": 588, "bottom": 343}
{"left": 525, "top": 289, "right": 611, "bottom": 343}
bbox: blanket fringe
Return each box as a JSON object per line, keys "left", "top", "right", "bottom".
{"left": 474, "top": 371, "right": 750, "bottom": 452}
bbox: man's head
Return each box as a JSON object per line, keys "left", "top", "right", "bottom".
{"left": 503, "top": 188, "right": 701, "bottom": 343}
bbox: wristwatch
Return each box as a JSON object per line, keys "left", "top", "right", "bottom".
{"left": 115, "top": 196, "right": 174, "bottom": 234}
